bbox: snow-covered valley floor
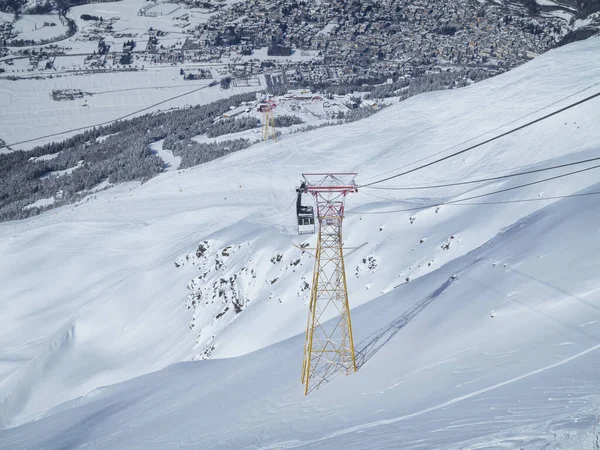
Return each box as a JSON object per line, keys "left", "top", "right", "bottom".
{"left": 1, "top": 38, "right": 600, "bottom": 449}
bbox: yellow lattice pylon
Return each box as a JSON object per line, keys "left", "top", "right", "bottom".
{"left": 262, "top": 101, "right": 276, "bottom": 142}
{"left": 300, "top": 173, "right": 358, "bottom": 395}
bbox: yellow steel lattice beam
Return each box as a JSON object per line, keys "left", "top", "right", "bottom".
{"left": 301, "top": 173, "right": 358, "bottom": 395}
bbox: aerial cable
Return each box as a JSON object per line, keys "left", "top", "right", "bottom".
{"left": 349, "top": 162, "right": 600, "bottom": 215}
{"left": 441, "top": 191, "right": 600, "bottom": 207}
{"left": 364, "top": 155, "right": 600, "bottom": 190}
{"left": 1, "top": 84, "right": 213, "bottom": 149}
{"left": 358, "top": 80, "right": 600, "bottom": 186}
{"left": 359, "top": 190, "right": 600, "bottom": 210}
{"left": 359, "top": 89, "right": 600, "bottom": 188}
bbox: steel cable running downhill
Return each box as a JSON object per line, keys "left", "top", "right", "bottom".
{"left": 358, "top": 89, "right": 600, "bottom": 189}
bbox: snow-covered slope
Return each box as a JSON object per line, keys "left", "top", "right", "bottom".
{"left": 1, "top": 37, "right": 600, "bottom": 448}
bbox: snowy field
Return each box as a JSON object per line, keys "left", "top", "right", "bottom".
{"left": 0, "top": 73, "right": 261, "bottom": 150}
{"left": 225, "top": 46, "right": 322, "bottom": 64}
{"left": 1, "top": 37, "right": 600, "bottom": 448}
{"left": 11, "top": 14, "right": 67, "bottom": 41}
{"left": 71, "top": 0, "right": 213, "bottom": 38}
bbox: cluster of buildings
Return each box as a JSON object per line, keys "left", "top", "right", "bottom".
{"left": 189, "top": 0, "right": 565, "bottom": 85}
{"left": 0, "top": 0, "right": 571, "bottom": 85}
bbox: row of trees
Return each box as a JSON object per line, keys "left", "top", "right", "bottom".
{"left": 556, "top": 27, "right": 598, "bottom": 47}
{"left": 363, "top": 69, "right": 492, "bottom": 101}
{"left": 1, "top": 0, "right": 84, "bottom": 16}
{"left": 0, "top": 0, "right": 26, "bottom": 16}
{"left": 0, "top": 128, "right": 164, "bottom": 222}
{"left": 25, "top": 0, "right": 53, "bottom": 14}
{"left": 579, "top": 0, "right": 600, "bottom": 18}
{"left": 168, "top": 138, "right": 255, "bottom": 169}
{"left": 206, "top": 116, "right": 259, "bottom": 138}
{"left": 315, "top": 68, "right": 496, "bottom": 100}
{"left": 0, "top": 92, "right": 259, "bottom": 221}
{"left": 203, "top": 114, "right": 304, "bottom": 139}
{"left": 343, "top": 105, "right": 387, "bottom": 122}
{"left": 295, "top": 68, "right": 494, "bottom": 101}
{"left": 273, "top": 114, "right": 304, "bottom": 127}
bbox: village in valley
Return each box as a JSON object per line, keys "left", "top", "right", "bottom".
{"left": 1, "top": 0, "right": 594, "bottom": 87}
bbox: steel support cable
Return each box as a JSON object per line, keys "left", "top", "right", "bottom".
{"left": 438, "top": 191, "right": 600, "bottom": 206}
{"left": 364, "top": 156, "right": 600, "bottom": 190}
{"left": 357, "top": 190, "right": 600, "bottom": 209}
{"left": 349, "top": 162, "right": 600, "bottom": 215}
{"left": 358, "top": 81, "right": 600, "bottom": 186}
{"left": 1, "top": 84, "right": 212, "bottom": 149}
{"left": 359, "top": 90, "right": 600, "bottom": 188}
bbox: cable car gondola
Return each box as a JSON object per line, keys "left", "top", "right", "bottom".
{"left": 296, "top": 181, "right": 315, "bottom": 235}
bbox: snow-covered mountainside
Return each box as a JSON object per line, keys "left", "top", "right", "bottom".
{"left": 1, "top": 37, "right": 600, "bottom": 448}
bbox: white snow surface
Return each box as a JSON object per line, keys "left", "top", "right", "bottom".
{"left": 39, "top": 160, "right": 84, "bottom": 179}
{"left": 2, "top": 38, "right": 600, "bottom": 448}
{"left": 11, "top": 14, "right": 67, "bottom": 41}
{"left": 23, "top": 197, "right": 55, "bottom": 210}
{"left": 536, "top": 0, "right": 574, "bottom": 8}
{"left": 0, "top": 13, "right": 67, "bottom": 41}
{"left": 149, "top": 139, "right": 181, "bottom": 171}
{"left": 28, "top": 152, "right": 60, "bottom": 162}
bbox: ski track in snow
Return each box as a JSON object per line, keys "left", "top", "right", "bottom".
{"left": 260, "top": 342, "right": 600, "bottom": 449}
